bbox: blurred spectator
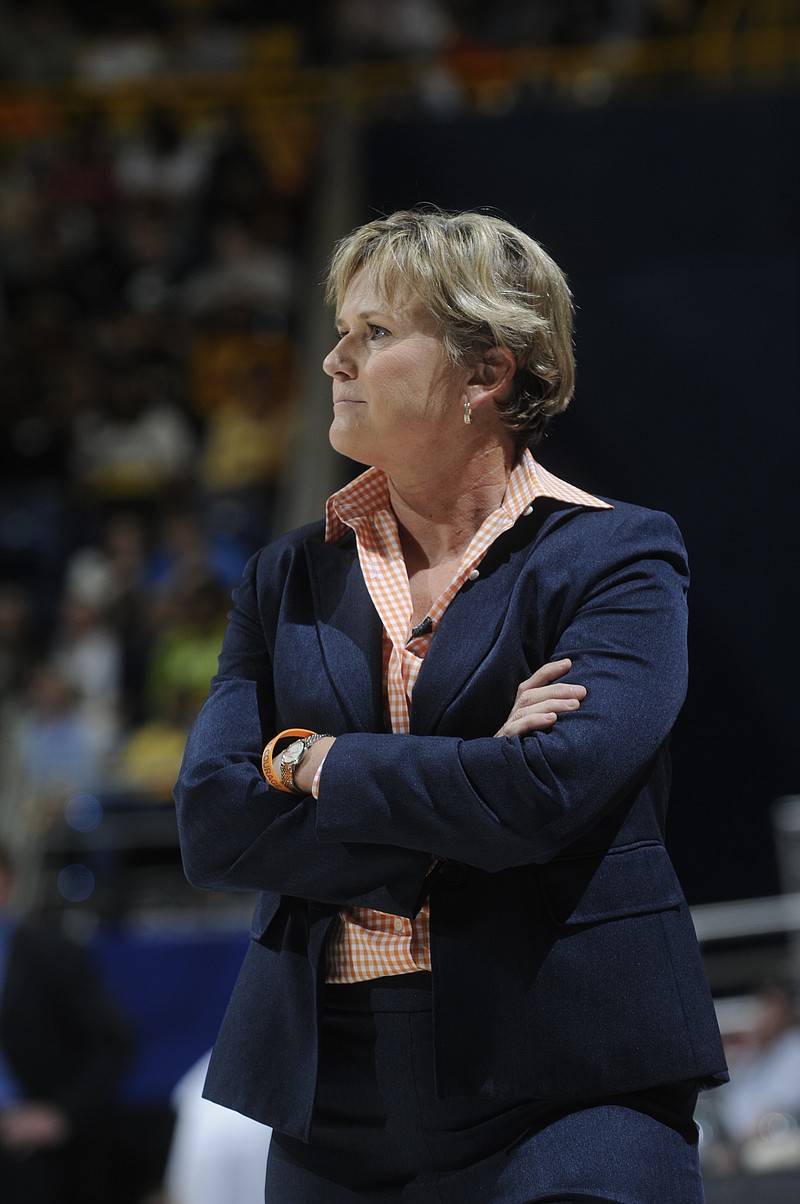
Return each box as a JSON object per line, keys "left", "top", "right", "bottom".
{"left": 4, "top": 202, "right": 125, "bottom": 326}
{"left": 75, "top": 14, "right": 167, "bottom": 85}
{"left": 52, "top": 556, "right": 124, "bottom": 761}
{"left": 331, "top": 0, "right": 463, "bottom": 112}
{"left": 180, "top": 216, "right": 295, "bottom": 318}
{"left": 143, "top": 572, "right": 229, "bottom": 724}
{"left": 196, "top": 107, "right": 274, "bottom": 231}
{"left": 114, "top": 106, "right": 211, "bottom": 205}
{"left": 0, "top": 841, "right": 133, "bottom": 1204}
{"left": 8, "top": 663, "right": 107, "bottom": 842}
{"left": 120, "top": 201, "right": 183, "bottom": 315}
{"left": 200, "top": 349, "right": 293, "bottom": 549}
{"left": 69, "top": 350, "right": 198, "bottom": 511}
{"left": 334, "top": 0, "right": 457, "bottom": 59}
{"left": 145, "top": 503, "right": 247, "bottom": 596}
{"left": 78, "top": 511, "right": 154, "bottom": 726}
{"left": 715, "top": 982, "right": 800, "bottom": 1169}
{"left": 112, "top": 707, "right": 192, "bottom": 803}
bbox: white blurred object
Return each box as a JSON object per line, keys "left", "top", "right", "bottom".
{"left": 165, "top": 1051, "right": 271, "bottom": 1204}
{"left": 717, "top": 1020, "right": 800, "bottom": 1141}
{"left": 741, "top": 1116, "right": 800, "bottom": 1171}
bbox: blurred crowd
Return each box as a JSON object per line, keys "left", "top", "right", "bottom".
{"left": 0, "top": 1, "right": 703, "bottom": 86}
{"left": 0, "top": 99, "right": 304, "bottom": 875}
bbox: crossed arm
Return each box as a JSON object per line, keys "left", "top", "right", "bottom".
{"left": 291, "top": 659, "right": 586, "bottom": 794}
{"left": 177, "top": 658, "right": 588, "bottom": 912}
{"left": 176, "top": 509, "right": 688, "bottom": 904}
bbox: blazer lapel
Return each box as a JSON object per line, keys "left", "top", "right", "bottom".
{"left": 305, "top": 500, "right": 567, "bottom": 737}
{"left": 304, "top": 533, "right": 385, "bottom": 732}
{"left": 411, "top": 504, "right": 559, "bottom": 735}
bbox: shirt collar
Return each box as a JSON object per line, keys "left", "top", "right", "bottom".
{"left": 325, "top": 450, "right": 611, "bottom": 544}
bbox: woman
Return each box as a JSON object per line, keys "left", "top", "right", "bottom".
{"left": 175, "top": 209, "right": 727, "bottom": 1202}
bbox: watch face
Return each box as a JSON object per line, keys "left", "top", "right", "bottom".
{"left": 284, "top": 739, "right": 305, "bottom": 767}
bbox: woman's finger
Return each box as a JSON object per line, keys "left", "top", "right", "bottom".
{"left": 516, "top": 682, "right": 586, "bottom": 709}
{"left": 523, "top": 658, "right": 574, "bottom": 691}
{"left": 495, "top": 711, "right": 558, "bottom": 738}
{"left": 495, "top": 688, "right": 585, "bottom": 738}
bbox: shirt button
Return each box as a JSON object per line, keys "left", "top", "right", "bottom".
{"left": 467, "top": 568, "right": 480, "bottom": 581}
{"left": 522, "top": 504, "right": 534, "bottom": 516}
{"left": 393, "top": 918, "right": 404, "bottom": 934}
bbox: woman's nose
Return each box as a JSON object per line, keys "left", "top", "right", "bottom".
{"left": 323, "top": 341, "right": 355, "bottom": 379}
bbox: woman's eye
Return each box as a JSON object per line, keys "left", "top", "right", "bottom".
{"left": 368, "top": 325, "right": 389, "bottom": 340}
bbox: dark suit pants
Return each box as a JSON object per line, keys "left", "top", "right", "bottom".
{"left": 265, "top": 973, "right": 705, "bottom": 1203}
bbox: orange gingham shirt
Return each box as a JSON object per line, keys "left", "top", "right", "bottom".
{"left": 319, "top": 451, "right": 610, "bottom": 983}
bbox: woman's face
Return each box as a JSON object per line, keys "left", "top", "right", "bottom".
{"left": 323, "top": 268, "right": 470, "bottom": 473}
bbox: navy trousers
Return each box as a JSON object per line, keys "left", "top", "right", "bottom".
{"left": 265, "top": 974, "right": 705, "bottom": 1203}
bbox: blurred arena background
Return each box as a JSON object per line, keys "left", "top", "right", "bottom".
{"left": 0, "top": 1, "right": 798, "bottom": 1200}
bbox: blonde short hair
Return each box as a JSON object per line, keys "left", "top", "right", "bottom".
{"left": 325, "top": 208, "right": 574, "bottom": 446}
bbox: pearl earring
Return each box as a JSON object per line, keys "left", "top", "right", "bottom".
{"left": 464, "top": 400, "right": 472, "bottom": 425}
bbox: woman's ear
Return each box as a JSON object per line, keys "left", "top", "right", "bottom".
{"left": 465, "top": 346, "right": 516, "bottom": 409}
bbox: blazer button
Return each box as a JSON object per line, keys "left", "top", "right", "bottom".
{"left": 438, "top": 860, "right": 467, "bottom": 886}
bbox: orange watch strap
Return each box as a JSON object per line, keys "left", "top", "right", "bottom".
{"left": 262, "top": 728, "right": 315, "bottom": 793}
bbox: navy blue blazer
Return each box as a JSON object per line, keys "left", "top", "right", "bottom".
{"left": 175, "top": 491, "right": 727, "bottom": 1141}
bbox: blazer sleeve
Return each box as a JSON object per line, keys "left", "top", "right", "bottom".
{"left": 174, "top": 549, "right": 431, "bottom": 915}
{"left": 315, "top": 507, "right": 690, "bottom": 871}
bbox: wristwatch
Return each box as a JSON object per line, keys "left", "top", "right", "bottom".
{"left": 279, "top": 732, "right": 328, "bottom": 792}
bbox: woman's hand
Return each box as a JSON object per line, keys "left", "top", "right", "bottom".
{"left": 494, "top": 659, "right": 586, "bottom": 738}
{"left": 291, "top": 735, "right": 336, "bottom": 796}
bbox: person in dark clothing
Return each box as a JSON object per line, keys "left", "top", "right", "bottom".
{"left": 0, "top": 843, "right": 133, "bottom": 1203}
